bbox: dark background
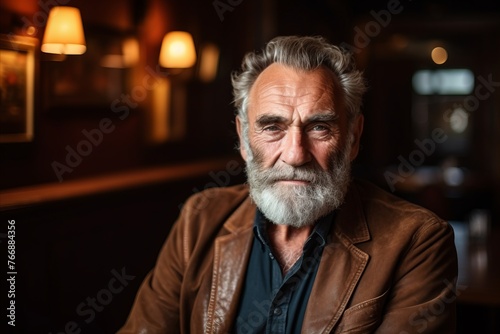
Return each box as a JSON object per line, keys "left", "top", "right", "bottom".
{"left": 1, "top": 0, "right": 499, "bottom": 333}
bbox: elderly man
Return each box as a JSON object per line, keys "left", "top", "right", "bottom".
{"left": 119, "top": 36, "right": 457, "bottom": 333}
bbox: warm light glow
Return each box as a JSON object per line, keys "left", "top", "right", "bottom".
{"left": 26, "top": 26, "right": 36, "bottom": 36}
{"left": 431, "top": 46, "right": 448, "bottom": 65}
{"left": 150, "top": 78, "right": 171, "bottom": 143}
{"left": 199, "top": 43, "right": 220, "bottom": 82}
{"left": 100, "top": 38, "right": 140, "bottom": 68}
{"left": 122, "top": 37, "right": 140, "bottom": 66}
{"left": 41, "top": 7, "right": 86, "bottom": 55}
{"left": 159, "top": 31, "right": 196, "bottom": 68}
{"left": 100, "top": 55, "right": 125, "bottom": 68}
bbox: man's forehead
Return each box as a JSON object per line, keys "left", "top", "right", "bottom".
{"left": 248, "top": 63, "right": 340, "bottom": 109}
{"left": 252, "top": 63, "right": 338, "bottom": 90}
{"left": 257, "top": 83, "right": 327, "bottom": 99}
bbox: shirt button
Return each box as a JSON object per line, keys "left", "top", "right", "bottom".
{"left": 273, "top": 307, "right": 282, "bottom": 316}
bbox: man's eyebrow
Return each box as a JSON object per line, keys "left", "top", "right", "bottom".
{"left": 306, "top": 112, "right": 339, "bottom": 123}
{"left": 255, "top": 114, "right": 288, "bottom": 126}
{"left": 255, "top": 112, "right": 338, "bottom": 127}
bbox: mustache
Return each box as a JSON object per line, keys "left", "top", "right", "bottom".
{"left": 257, "top": 164, "right": 322, "bottom": 184}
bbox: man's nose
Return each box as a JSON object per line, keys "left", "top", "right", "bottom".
{"left": 280, "top": 129, "right": 312, "bottom": 167}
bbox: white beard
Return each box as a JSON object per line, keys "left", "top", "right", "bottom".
{"left": 245, "top": 144, "right": 352, "bottom": 228}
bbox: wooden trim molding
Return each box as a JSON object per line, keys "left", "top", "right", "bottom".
{"left": 0, "top": 157, "right": 241, "bottom": 211}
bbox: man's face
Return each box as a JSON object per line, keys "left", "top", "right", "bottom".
{"left": 236, "top": 63, "right": 363, "bottom": 227}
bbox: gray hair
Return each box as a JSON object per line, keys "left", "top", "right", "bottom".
{"left": 231, "top": 35, "right": 367, "bottom": 124}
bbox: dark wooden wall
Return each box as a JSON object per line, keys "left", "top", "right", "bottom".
{"left": 1, "top": 1, "right": 500, "bottom": 333}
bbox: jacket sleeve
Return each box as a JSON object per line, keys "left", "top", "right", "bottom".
{"left": 375, "top": 219, "right": 458, "bottom": 333}
{"left": 117, "top": 195, "right": 196, "bottom": 334}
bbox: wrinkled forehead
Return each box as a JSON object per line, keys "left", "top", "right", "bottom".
{"left": 248, "top": 63, "right": 343, "bottom": 113}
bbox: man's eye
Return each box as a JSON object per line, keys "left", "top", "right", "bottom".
{"left": 311, "top": 124, "right": 329, "bottom": 131}
{"left": 263, "top": 125, "right": 281, "bottom": 132}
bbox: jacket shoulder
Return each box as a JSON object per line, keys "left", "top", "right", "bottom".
{"left": 178, "top": 184, "right": 251, "bottom": 234}
{"left": 175, "top": 184, "right": 252, "bottom": 262}
{"left": 351, "top": 179, "right": 448, "bottom": 231}
{"left": 182, "top": 184, "right": 249, "bottom": 215}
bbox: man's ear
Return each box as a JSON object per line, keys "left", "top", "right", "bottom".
{"left": 349, "top": 114, "right": 364, "bottom": 161}
{"left": 235, "top": 116, "right": 248, "bottom": 161}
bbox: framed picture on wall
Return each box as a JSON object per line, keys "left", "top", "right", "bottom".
{"left": 0, "top": 34, "right": 37, "bottom": 142}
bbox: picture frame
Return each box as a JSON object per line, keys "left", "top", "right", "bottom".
{"left": 0, "top": 34, "right": 37, "bottom": 142}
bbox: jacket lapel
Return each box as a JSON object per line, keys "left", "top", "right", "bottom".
{"left": 206, "top": 196, "right": 256, "bottom": 333}
{"left": 302, "top": 182, "right": 371, "bottom": 333}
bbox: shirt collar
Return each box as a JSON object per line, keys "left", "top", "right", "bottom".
{"left": 253, "top": 209, "right": 334, "bottom": 249}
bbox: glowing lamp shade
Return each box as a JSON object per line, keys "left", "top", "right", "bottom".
{"left": 41, "top": 7, "right": 86, "bottom": 55}
{"left": 159, "top": 31, "right": 196, "bottom": 68}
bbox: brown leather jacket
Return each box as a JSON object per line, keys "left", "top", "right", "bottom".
{"left": 118, "top": 179, "right": 457, "bottom": 333}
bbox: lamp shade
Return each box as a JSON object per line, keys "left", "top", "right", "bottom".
{"left": 41, "top": 7, "right": 86, "bottom": 55}
{"left": 159, "top": 31, "right": 196, "bottom": 68}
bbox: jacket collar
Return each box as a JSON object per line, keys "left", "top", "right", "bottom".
{"left": 223, "top": 190, "right": 255, "bottom": 233}
{"left": 333, "top": 180, "right": 371, "bottom": 244}
{"left": 205, "top": 195, "right": 255, "bottom": 333}
{"left": 302, "top": 180, "right": 371, "bottom": 333}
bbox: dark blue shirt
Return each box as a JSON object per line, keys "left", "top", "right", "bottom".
{"left": 233, "top": 210, "right": 333, "bottom": 334}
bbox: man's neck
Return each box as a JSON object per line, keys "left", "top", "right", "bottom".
{"left": 267, "top": 223, "right": 314, "bottom": 275}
